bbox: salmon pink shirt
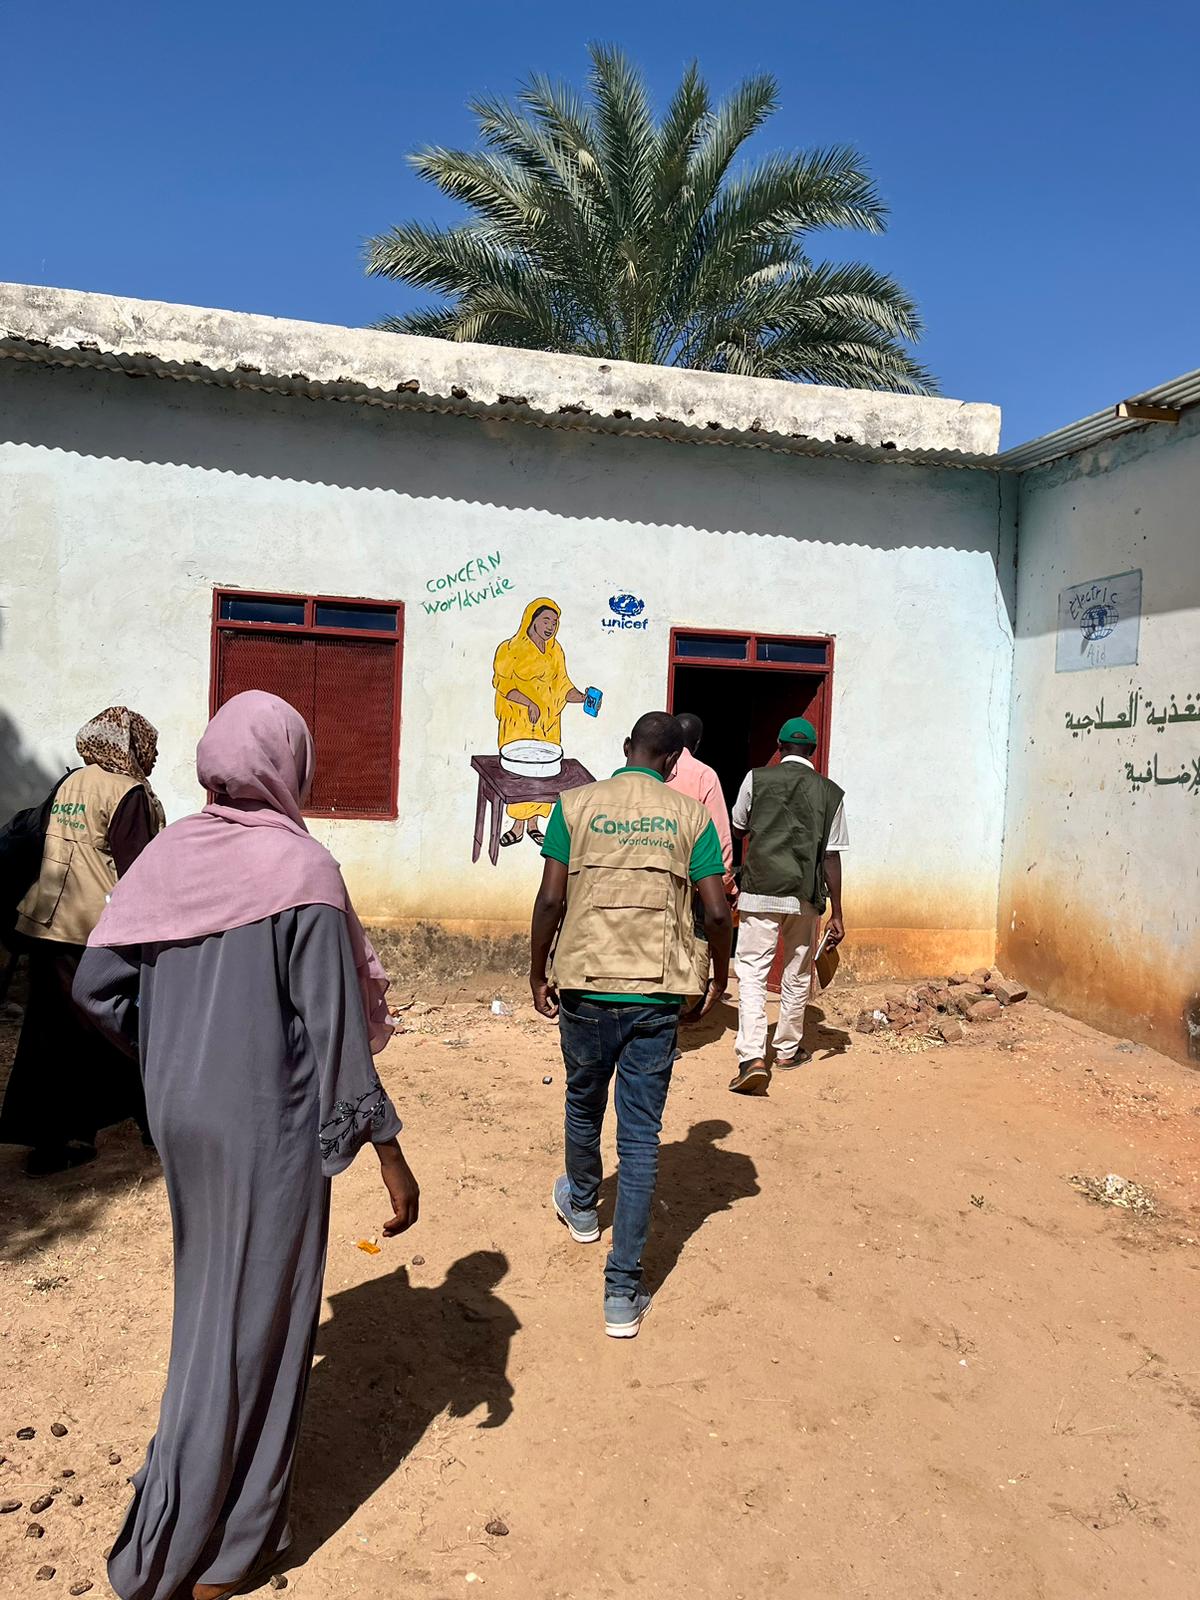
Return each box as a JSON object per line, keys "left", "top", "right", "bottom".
{"left": 666, "top": 747, "right": 734, "bottom": 887}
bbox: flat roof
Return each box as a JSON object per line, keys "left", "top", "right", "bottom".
{"left": 4, "top": 282, "right": 1195, "bottom": 476}
{"left": 0, "top": 281, "right": 1000, "bottom": 467}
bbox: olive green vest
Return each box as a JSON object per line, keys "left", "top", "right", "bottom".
{"left": 739, "top": 762, "right": 845, "bottom": 911}
{"left": 16, "top": 764, "right": 142, "bottom": 946}
{"left": 550, "top": 771, "right": 710, "bottom": 997}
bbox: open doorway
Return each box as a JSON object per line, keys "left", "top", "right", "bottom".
{"left": 666, "top": 630, "right": 834, "bottom": 812}
{"left": 667, "top": 629, "right": 835, "bottom": 996}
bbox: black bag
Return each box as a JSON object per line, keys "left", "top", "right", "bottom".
{"left": 0, "top": 772, "right": 71, "bottom": 952}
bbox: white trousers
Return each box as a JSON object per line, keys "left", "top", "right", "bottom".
{"left": 734, "top": 910, "right": 820, "bottom": 1063}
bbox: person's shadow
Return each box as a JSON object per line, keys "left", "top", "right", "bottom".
{"left": 597, "top": 1120, "right": 759, "bottom": 1293}
{"left": 678, "top": 998, "right": 850, "bottom": 1063}
{"left": 677, "top": 996, "right": 738, "bottom": 1054}
{"left": 285, "top": 1250, "right": 518, "bottom": 1573}
{"left": 801, "top": 1003, "right": 851, "bottom": 1060}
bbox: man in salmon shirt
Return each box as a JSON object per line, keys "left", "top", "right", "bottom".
{"left": 665, "top": 713, "right": 735, "bottom": 899}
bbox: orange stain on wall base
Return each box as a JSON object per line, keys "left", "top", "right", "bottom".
{"left": 1000, "top": 884, "right": 1199, "bottom": 1068}
{"left": 367, "top": 917, "right": 996, "bottom": 990}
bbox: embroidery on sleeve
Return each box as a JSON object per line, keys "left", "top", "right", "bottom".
{"left": 320, "top": 1080, "right": 390, "bottom": 1160}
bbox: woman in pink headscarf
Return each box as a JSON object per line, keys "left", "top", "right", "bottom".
{"left": 73, "top": 691, "right": 420, "bottom": 1600}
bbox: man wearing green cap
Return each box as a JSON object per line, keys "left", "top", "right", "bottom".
{"left": 728, "top": 716, "right": 848, "bottom": 1093}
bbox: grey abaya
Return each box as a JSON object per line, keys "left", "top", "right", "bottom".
{"left": 74, "top": 904, "right": 401, "bottom": 1600}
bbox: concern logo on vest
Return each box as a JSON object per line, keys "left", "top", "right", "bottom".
{"left": 589, "top": 813, "right": 679, "bottom": 852}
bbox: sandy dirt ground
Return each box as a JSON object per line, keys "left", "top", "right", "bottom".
{"left": 2, "top": 980, "right": 1200, "bottom": 1600}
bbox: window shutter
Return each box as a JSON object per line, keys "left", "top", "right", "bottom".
{"left": 310, "top": 638, "right": 397, "bottom": 816}
{"left": 212, "top": 594, "right": 402, "bottom": 819}
{"left": 215, "top": 631, "right": 317, "bottom": 728}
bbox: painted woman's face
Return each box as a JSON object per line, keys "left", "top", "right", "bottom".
{"left": 529, "top": 607, "right": 559, "bottom": 643}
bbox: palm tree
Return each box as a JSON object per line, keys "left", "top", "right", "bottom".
{"left": 365, "top": 46, "right": 935, "bottom": 394}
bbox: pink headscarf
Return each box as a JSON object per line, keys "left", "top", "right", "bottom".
{"left": 89, "top": 691, "right": 392, "bottom": 1054}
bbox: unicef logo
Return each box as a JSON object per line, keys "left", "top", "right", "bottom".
{"left": 603, "top": 593, "right": 649, "bottom": 632}
{"left": 1080, "top": 602, "right": 1117, "bottom": 642}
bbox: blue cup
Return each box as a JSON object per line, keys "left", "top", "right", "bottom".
{"left": 584, "top": 686, "right": 603, "bottom": 717}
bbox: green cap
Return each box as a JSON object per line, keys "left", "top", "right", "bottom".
{"left": 779, "top": 716, "right": 817, "bottom": 747}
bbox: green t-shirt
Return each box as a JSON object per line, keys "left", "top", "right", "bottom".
{"left": 541, "top": 766, "right": 725, "bottom": 1005}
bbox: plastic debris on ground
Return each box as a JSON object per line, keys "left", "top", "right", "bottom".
{"left": 1068, "top": 1172, "right": 1157, "bottom": 1216}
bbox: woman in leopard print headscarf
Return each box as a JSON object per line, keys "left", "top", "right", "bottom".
{"left": 76, "top": 705, "right": 166, "bottom": 831}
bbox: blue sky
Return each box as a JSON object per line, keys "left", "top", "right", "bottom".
{"left": 5, "top": 1, "right": 1197, "bottom": 443}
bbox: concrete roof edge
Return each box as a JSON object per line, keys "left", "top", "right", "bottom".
{"left": 0, "top": 281, "right": 1001, "bottom": 459}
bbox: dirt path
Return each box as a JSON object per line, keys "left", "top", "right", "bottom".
{"left": 2, "top": 986, "right": 1199, "bottom": 1599}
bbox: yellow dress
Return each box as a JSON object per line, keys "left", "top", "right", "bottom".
{"left": 492, "top": 597, "right": 576, "bottom": 823}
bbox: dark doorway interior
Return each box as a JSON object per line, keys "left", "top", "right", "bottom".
{"left": 667, "top": 630, "right": 835, "bottom": 996}
{"left": 669, "top": 664, "right": 826, "bottom": 818}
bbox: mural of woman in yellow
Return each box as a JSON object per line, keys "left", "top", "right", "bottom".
{"left": 492, "top": 597, "right": 585, "bottom": 846}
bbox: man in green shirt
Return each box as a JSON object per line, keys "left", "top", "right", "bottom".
{"left": 530, "top": 712, "right": 732, "bottom": 1337}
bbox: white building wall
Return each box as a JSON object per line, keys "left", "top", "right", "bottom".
{"left": 999, "top": 410, "right": 1200, "bottom": 1063}
{"left": 1, "top": 361, "right": 1016, "bottom": 978}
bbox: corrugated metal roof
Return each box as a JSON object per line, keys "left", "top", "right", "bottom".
{"left": 995, "top": 368, "right": 1200, "bottom": 472}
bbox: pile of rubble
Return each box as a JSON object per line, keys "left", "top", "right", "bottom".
{"left": 856, "top": 967, "right": 1027, "bottom": 1044}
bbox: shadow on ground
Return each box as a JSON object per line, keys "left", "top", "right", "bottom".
{"left": 286, "top": 1250, "right": 519, "bottom": 1573}
{"left": 804, "top": 1003, "right": 851, "bottom": 1060}
{"left": 678, "top": 998, "right": 737, "bottom": 1055}
{"left": 0, "top": 1119, "right": 161, "bottom": 1261}
{"left": 678, "top": 998, "right": 850, "bottom": 1067}
{"left": 596, "top": 1119, "right": 760, "bottom": 1295}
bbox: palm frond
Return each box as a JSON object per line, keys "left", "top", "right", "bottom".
{"left": 586, "top": 43, "right": 657, "bottom": 239}
{"left": 367, "top": 51, "right": 935, "bottom": 394}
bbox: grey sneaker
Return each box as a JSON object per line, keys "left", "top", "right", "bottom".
{"left": 604, "top": 1290, "right": 653, "bottom": 1339}
{"left": 553, "top": 1174, "right": 600, "bottom": 1243}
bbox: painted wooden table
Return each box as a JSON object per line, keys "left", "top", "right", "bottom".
{"left": 470, "top": 755, "right": 595, "bottom": 865}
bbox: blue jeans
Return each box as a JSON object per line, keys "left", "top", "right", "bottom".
{"left": 558, "top": 997, "right": 679, "bottom": 1297}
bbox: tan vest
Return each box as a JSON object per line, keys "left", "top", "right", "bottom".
{"left": 16, "top": 765, "right": 142, "bottom": 946}
{"left": 550, "top": 771, "right": 710, "bottom": 997}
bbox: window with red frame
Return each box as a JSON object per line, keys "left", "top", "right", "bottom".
{"left": 211, "top": 590, "right": 404, "bottom": 819}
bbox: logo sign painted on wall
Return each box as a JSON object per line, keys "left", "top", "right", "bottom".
{"left": 1055, "top": 569, "right": 1141, "bottom": 673}
{"left": 602, "top": 593, "right": 649, "bottom": 632}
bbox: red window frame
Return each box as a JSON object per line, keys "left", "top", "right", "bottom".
{"left": 210, "top": 588, "right": 405, "bottom": 820}
{"left": 666, "top": 628, "right": 835, "bottom": 773}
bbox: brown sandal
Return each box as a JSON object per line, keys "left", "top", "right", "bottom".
{"left": 728, "top": 1060, "right": 770, "bottom": 1094}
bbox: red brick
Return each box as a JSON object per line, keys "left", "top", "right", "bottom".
{"left": 952, "top": 988, "right": 987, "bottom": 1016}
{"left": 988, "top": 976, "right": 1028, "bottom": 1006}
{"left": 933, "top": 1016, "right": 965, "bottom": 1042}
{"left": 967, "top": 998, "right": 1002, "bottom": 1023}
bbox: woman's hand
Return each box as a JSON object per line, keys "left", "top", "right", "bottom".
{"left": 376, "top": 1141, "right": 420, "bottom": 1236}
{"left": 505, "top": 688, "right": 540, "bottom": 725}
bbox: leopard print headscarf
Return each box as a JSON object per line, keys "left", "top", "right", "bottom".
{"left": 76, "top": 706, "right": 166, "bottom": 831}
